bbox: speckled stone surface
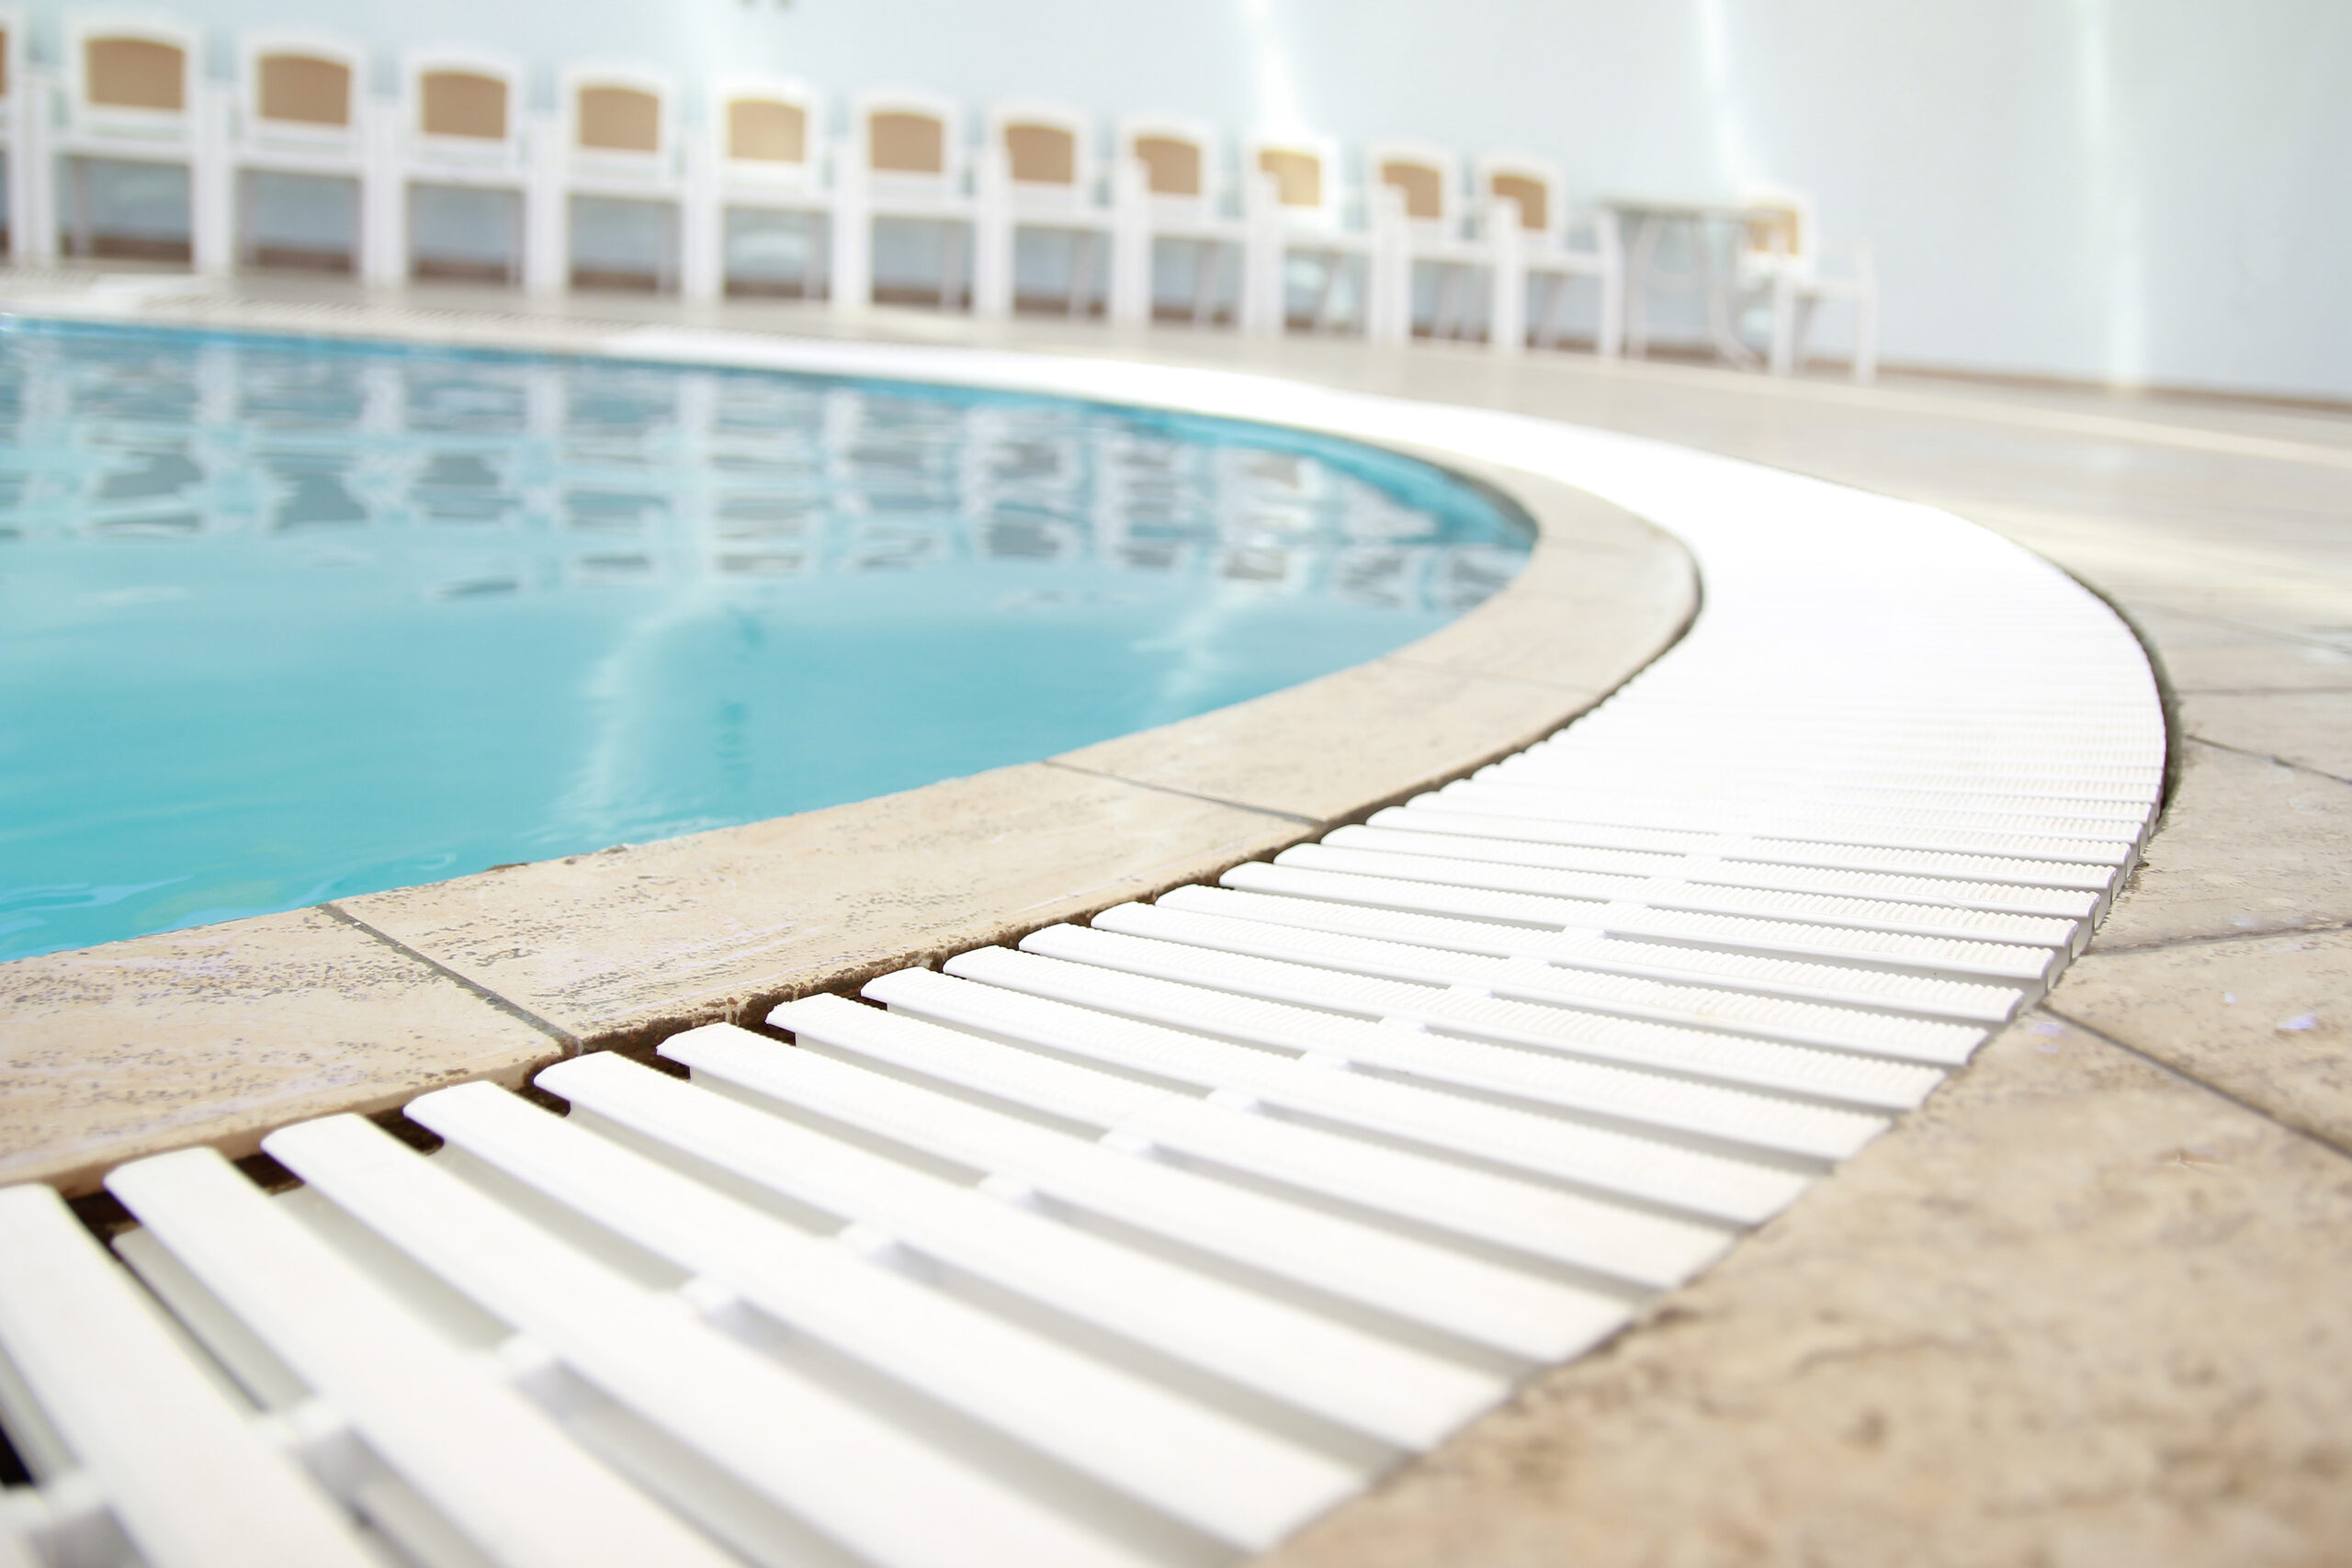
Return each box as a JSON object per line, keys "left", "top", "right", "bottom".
{"left": 2050, "top": 929, "right": 2352, "bottom": 1155}
{"left": 2094, "top": 742, "right": 2352, "bottom": 950}
{"left": 0, "top": 908, "right": 562, "bottom": 1195}
{"left": 334, "top": 760, "right": 1310, "bottom": 1047}
{"left": 1258, "top": 1010, "right": 2352, "bottom": 1568}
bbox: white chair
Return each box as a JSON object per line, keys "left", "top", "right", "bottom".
{"left": 54, "top": 16, "right": 228, "bottom": 273}
{"left": 834, "top": 87, "right": 971, "bottom": 315}
{"left": 232, "top": 33, "right": 372, "bottom": 276}
{"left": 1112, "top": 113, "right": 1238, "bottom": 329}
{"left": 0, "top": 9, "right": 40, "bottom": 261}
{"left": 1365, "top": 137, "right": 1464, "bottom": 345}
{"left": 1241, "top": 129, "right": 1362, "bottom": 337}
{"left": 550, "top": 66, "right": 681, "bottom": 296}
{"left": 1477, "top": 152, "right": 1623, "bottom": 357}
{"left": 700, "top": 74, "right": 826, "bottom": 303}
{"left": 1736, "top": 181, "right": 1878, "bottom": 382}
{"left": 396, "top": 51, "right": 529, "bottom": 287}
{"left": 977, "top": 100, "right": 1111, "bottom": 320}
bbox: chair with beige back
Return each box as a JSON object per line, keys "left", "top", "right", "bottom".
{"left": 0, "top": 10, "right": 38, "bottom": 261}
{"left": 978, "top": 100, "right": 1106, "bottom": 320}
{"left": 835, "top": 87, "right": 971, "bottom": 315}
{"left": 1241, "top": 129, "right": 1363, "bottom": 338}
{"left": 1476, "top": 152, "right": 1622, "bottom": 357}
{"left": 397, "top": 51, "right": 529, "bottom": 287}
{"left": 1365, "top": 137, "right": 1465, "bottom": 345}
{"left": 1111, "top": 113, "right": 1239, "bottom": 329}
{"left": 55, "top": 17, "right": 228, "bottom": 272}
{"left": 701, "top": 74, "right": 826, "bottom": 303}
{"left": 550, "top": 66, "right": 682, "bottom": 297}
{"left": 1736, "top": 180, "right": 1878, "bottom": 381}
{"left": 232, "top": 33, "right": 374, "bottom": 277}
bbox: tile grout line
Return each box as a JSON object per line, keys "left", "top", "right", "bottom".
{"left": 1037, "top": 759, "right": 1325, "bottom": 828}
{"left": 2037, "top": 1002, "right": 2352, "bottom": 1165}
{"left": 2087, "top": 918, "right": 2352, "bottom": 957}
{"left": 316, "top": 902, "right": 582, "bottom": 1054}
{"left": 2184, "top": 733, "right": 2352, "bottom": 789}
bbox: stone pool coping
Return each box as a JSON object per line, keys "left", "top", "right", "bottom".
{"left": 0, "top": 302, "right": 1694, "bottom": 1197}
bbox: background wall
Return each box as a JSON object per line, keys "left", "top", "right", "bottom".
{"left": 27, "top": 0, "right": 2352, "bottom": 400}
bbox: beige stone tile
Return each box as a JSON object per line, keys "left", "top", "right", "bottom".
{"left": 1388, "top": 581, "right": 1690, "bottom": 693}
{"left": 2048, "top": 930, "right": 2352, "bottom": 1155}
{"left": 2181, "top": 691, "right": 2352, "bottom": 783}
{"left": 2095, "top": 741, "right": 2352, "bottom": 948}
{"left": 0, "top": 909, "right": 561, "bottom": 1196}
{"left": 1055, "top": 660, "right": 1610, "bottom": 825}
{"left": 339, "top": 761, "right": 1306, "bottom": 1047}
{"left": 1260, "top": 1013, "right": 2352, "bottom": 1568}
{"left": 2124, "top": 607, "right": 2352, "bottom": 694}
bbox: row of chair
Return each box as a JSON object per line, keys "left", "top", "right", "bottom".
{"left": 0, "top": 16, "right": 1874, "bottom": 375}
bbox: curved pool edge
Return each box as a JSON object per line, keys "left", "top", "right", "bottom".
{"left": 0, "top": 334, "right": 1695, "bottom": 1197}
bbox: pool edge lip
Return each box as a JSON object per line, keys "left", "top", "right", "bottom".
{"left": 0, "top": 307, "right": 1696, "bottom": 1199}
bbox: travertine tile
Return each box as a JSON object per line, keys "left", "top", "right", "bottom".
{"left": 2095, "top": 741, "right": 2352, "bottom": 948}
{"left": 2050, "top": 929, "right": 2352, "bottom": 1155}
{"left": 1054, "top": 660, "right": 1611, "bottom": 825}
{"left": 0, "top": 909, "right": 561, "bottom": 1195}
{"left": 2181, "top": 691, "right": 2352, "bottom": 783}
{"left": 1260, "top": 1013, "right": 2352, "bottom": 1568}
{"left": 339, "top": 761, "right": 1308, "bottom": 1046}
{"left": 2124, "top": 607, "right": 2352, "bottom": 694}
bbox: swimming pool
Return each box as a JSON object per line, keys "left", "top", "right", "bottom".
{"left": 0, "top": 321, "right": 1531, "bottom": 961}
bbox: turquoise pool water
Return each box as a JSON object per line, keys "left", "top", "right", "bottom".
{"left": 0, "top": 321, "right": 1530, "bottom": 961}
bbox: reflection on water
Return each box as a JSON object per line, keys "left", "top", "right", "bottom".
{"left": 0, "top": 321, "right": 1532, "bottom": 959}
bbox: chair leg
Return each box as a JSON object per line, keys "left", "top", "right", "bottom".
{"left": 1769, "top": 272, "right": 1797, "bottom": 377}
{"left": 1852, "top": 267, "right": 1880, "bottom": 384}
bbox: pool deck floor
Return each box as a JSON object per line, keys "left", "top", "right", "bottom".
{"left": 7, "top": 273, "right": 2352, "bottom": 1564}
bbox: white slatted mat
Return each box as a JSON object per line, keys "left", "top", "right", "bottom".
{"left": 0, "top": 373, "right": 2162, "bottom": 1567}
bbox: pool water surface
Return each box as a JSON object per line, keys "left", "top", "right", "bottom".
{"left": 0, "top": 321, "right": 1531, "bottom": 960}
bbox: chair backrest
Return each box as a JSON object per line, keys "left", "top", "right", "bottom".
{"left": 71, "top": 18, "right": 198, "bottom": 129}
{"left": 1738, "top": 181, "right": 1816, "bottom": 266}
{"left": 409, "top": 52, "right": 522, "bottom": 149}
{"left": 987, "top": 100, "right": 1094, "bottom": 196}
{"left": 243, "top": 34, "right": 363, "bottom": 141}
{"left": 854, "top": 88, "right": 963, "bottom": 187}
{"left": 1245, "top": 130, "right": 1341, "bottom": 228}
{"left": 1475, "top": 152, "right": 1565, "bottom": 243}
{"left": 1116, "top": 114, "right": 1220, "bottom": 210}
{"left": 1368, "top": 137, "right": 1458, "bottom": 231}
{"left": 564, "top": 66, "right": 672, "bottom": 164}
{"left": 714, "top": 74, "right": 821, "bottom": 184}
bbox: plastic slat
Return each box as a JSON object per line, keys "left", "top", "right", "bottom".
{"left": 1020, "top": 924, "right": 1946, "bottom": 1110}
{"left": 863, "top": 966, "right": 1809, "bottom": 1225}
{"left": 1326, "top": 825, "right": 2101, "bottom": 919}
{"left": 1092, "top": 902, "right": 1986, "bottom": 1065}
{"left": 260, "top": 1114, "right": 1157, "bottom": 1568}
{"left": 534, "top": 1051, "right": 1501, "bottom": 1451}
{"left": 0, "top": 1183, "right": 377, "bottom": 1568}
{"left": 669, "top": 1020, "right": 1632, "bottom": 1359}
{"left": 1157, "top": 886, "right": 2027, "bottom": 1023}
{"left": 1220, "top": 862, "right": 2061, "bottom": 984}
{"left": 1277, "top": 844, "right": 2086, "bottom": 951}
{"left": 103, "top": 1147, "right": 738, "bottom": 1568}
{"left": 402, "top": 1081, "right": 1351, "bottom": 1552}
{"left": 941, "top": 946, "right": 1890, "bottom": 1161}
{"left": 773, "top": 994, "right": 1728, "bottom": 1290}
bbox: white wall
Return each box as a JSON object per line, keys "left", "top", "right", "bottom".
{"left": 30, "top": 0, "right": 2352, "bottom": 400}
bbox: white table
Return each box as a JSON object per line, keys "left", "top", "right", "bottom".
{"left": 1600, "top": 197, "right": 1761, "bottom": 369}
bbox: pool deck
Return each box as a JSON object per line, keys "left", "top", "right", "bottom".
{"left": 7, "top": 273, "right": 2352, "bottom": 1562}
